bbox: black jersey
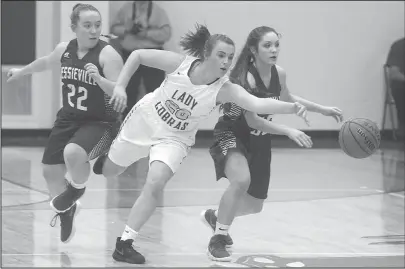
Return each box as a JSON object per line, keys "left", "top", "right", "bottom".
{"left": 59, "top": 39, "right": 118, "bottom": 122}
{"left": 214, "top": 63, "right": 281, "bottom": 152}
{"left": 242, "top": 63, "right": 281, "bottom": 146}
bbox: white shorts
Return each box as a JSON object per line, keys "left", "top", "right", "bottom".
{"left": 108, "top": 107, "right": 190, "bottom": 173}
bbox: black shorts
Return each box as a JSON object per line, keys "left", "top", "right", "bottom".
{"left": 246, "top": 140, "right": 272, "bottom": 200}
{"left": 42, "top": 115, "right": 119, "bottom": 165}
{"left": 210, "top": 131, "right": 272, "bottom": 200}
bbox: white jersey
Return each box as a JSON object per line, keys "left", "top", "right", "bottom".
{"left": 133, "top": 55, "right": 229, "bottom": 146}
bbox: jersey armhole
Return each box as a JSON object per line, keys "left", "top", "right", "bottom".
{"left": 166, "top": 55, "right": 194, "bottom": 76}
{"left": 98, "top": 44, "right": 114, "bottom": 69}
{"left": 58, "top": 41, "right": 71, "bottom": 63}
{"left": 213, "top": 76, "right": 230, "bottom": 107}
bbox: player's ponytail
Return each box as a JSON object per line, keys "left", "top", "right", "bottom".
{"left": 180, "top": 23, "right": 235, "bottom": 60}
{"left": 180, "top": 23, "right": 211, "bottom": 58}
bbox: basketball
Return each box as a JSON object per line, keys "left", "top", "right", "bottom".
{"left": 338, "top": 118, "right": 381, "bottom": 159}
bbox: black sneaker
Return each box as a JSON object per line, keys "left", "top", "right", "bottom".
{"left": 50, "top": 183, "right": 85, "bottom": 213}
{"left": 50, "top": 201, "right": 81, "bottom": 243}
{"left": 93, "top": 153, "right": 108, "bottom": 175}
{"left": 207, "top": 234, "right": 231, "bottom": 262}
{"left": 112, "top": 237, "right": 146, "bottom": 264}
{"left": 201, "top": 209, "right": 233, "bottom": 246}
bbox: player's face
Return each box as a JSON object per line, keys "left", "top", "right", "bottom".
{"left": 255, "top": 31, "right": 280, "bottom": 65}
{"left": 207, "top": 41, "right": 235, "bottom": 77}
{"left": 75, "top": 10, "right": 102, "bottom": 48}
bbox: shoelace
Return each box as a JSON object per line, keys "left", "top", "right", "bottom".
{"left": 50, "top": 213, "right": 62, "bottom": 227}
{"left": 121, "top": 239, "right": 138, "bottom": 253}
{"left": 211, "top": 235, "right": 228, "bottom": 250}
{"left": 49, "top": 206, "right": 73, "bottom": 227}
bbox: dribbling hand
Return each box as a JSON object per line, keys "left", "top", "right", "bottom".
{"left": 109, "top": 85, "right": 127, "bottom": 113}
{"left": 6, "top": 68, "right": 23, "bottom": 83}
{"left": 84, "top": 63, "right": 101, "bottom": 82}
{"left": 320, "top": 106, "right": 344, "bottom": 123}
{"left": 294, "top": 102, "right": 310, "bottom": 126}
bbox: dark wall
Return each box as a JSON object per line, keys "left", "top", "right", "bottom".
{"left": 1, "top": 1, "right": 36, "bottom": 65}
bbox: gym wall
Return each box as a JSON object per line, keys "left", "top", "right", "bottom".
{"left": 2, "top": 1, "right": 403, "bottom": 132}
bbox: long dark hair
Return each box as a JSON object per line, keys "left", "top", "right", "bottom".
{"left": 179, "top": 23, "right": 235, "bottom": 60}
{"left": 230, "top": 26, "right": 280, "bottom": 91}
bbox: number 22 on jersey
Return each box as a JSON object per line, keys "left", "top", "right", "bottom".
{"left": 66, "top": 84, "right": 88, "bottom": 111}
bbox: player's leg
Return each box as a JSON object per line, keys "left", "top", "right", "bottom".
{"left": 93, "top": 106, "right": 152, "bottom": 178}
{"left": 42, "top": 164, "right": 68, "bottom": 198}
{"left": 234, "top": 149, "right": 272, "bottom": 217}
{"left": 201, "top": 138, "right": 239, "bottom": 247}
{"left": 50, "top": 122, "right": 117, "bottom": 213}
{"left": 41, "top": 119, "right": 81, "bottom": 243}
{"left": 207, "top": 148, "right": 251, "bottom": 262}
{"left": 234, "top": 193, "right": 265, "bottom": 217}
{"left": 112, "top": 140, "right": 189, "bottom": 264}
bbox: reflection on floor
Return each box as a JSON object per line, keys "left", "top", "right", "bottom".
{"left": 2, "top": 143, "right": 404, "bottom": 267}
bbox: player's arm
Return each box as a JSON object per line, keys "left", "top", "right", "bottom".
{"left": 245, "top": 111, "right": 313, "bottom": 148}
{"left": 95, "top": 45, "right": 124, "bottom": 96}
{"left": 244, "top": 111, "right": 290, "bottom": 135}
{"left": 7, "top": 42, "right": 67, "bottom": 82}
{"left": 217, "top": 81, "right": 306, "bottom": 116}
{"left": 109, "top": 49, "right": 185, "bottom": 112}
{"left": 242, "top": 71, "right": 297, "bottom": 134}
{"left": 277, "top": 66, "right": 324, "bottom": 113}
{"left": 115, "top": 49, "right": 184, "bottom": 89}
{"left": 278, "top": 66, "right": 343, "bottom": 122}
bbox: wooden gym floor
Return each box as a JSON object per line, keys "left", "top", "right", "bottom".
{"left": 2, "top": 140, "right": 404, "bottom": 267}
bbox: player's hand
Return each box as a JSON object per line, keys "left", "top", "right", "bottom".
{"left": 84, "top": 63, "right": 101, "bottom": 82}
{"left": 293, "top": 102, "right": 310, "bottom": 126}
{"left": 286, "top": 128, "right": 313, "bottom": 148}
{"left": 6, "top": 68, "right": 23, "bottom": 83}
{"left": 320, "top": 106, "right": 344, "bottom": 123}
{"left": 109, "top": 85, "right": 127, "bottom": 113}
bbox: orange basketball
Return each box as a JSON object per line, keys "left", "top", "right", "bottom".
{"left": 338, "top": 118, "right": 381, "bottom": 159}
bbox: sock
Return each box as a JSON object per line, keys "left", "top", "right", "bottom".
{"left": 214, "top": 210, "right": 218, "bottom": 218}
{"left": 69, "top": 180, "right": 86, "bottom": 189}
{"left": 214, "top": 222, "right": 230, "bottom": 236}
{"left": 121, "top": 225, "right": 139, "bottom": 241}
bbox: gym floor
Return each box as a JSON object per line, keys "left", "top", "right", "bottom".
{"left": 2, "top": 136, "right": 404, "bottom": 267}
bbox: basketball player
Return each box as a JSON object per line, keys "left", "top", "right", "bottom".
{"left": 6, "top": 3, "right": 124, "bottom": 243}
{"left": 201, "top": 26, "right": 344, "bottom": 261}
{"left": 48, "top": 23, "right": 307, "bottom": 264}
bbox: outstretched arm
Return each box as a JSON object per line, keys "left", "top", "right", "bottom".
{"left": 245, "top": 111, "right": 312, "bottom": 148}
{"left": 7, "top": 42, "right": 68, "bottom": 82}
{"left": 217, "top": 81, "right": 307, "bottom": 117}
{"left": 278, "top": 66, "right": 343, "bottom": 122}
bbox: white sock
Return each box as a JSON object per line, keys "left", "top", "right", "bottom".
{"left": 69, "top": 180, "right": 86, "bottom": 189}
{"left": 121, "top": 225, "right": 139, "bottom": 241}
{"left": 215, "top": 222, "right": 230, "bottom": 235}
